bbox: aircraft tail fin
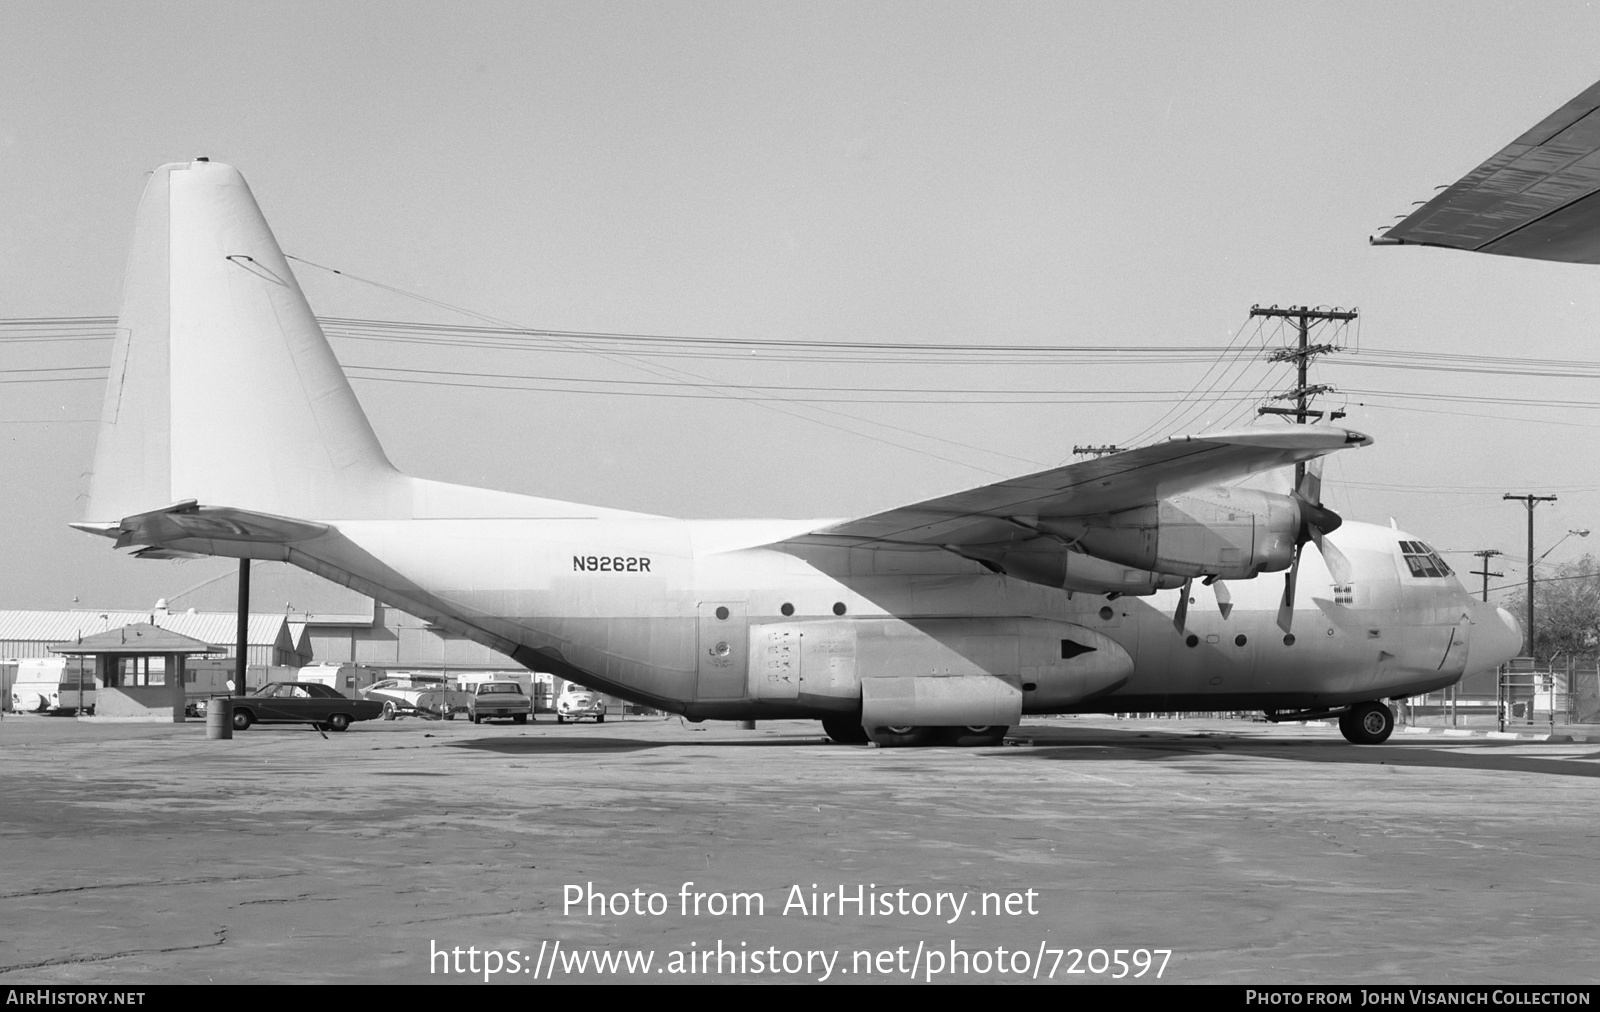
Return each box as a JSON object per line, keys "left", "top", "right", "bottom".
{"left": 85, "top": 160, "right": 407, "bottom": 523}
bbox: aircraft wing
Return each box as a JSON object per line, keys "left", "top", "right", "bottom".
{"left": 1377, "top": 78, "right": 1600, "bottom": 263}
{"left": 783, "top": 427, "right": 1370, "bottom": 551}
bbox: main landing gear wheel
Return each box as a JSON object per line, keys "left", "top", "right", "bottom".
{"left": 820, "top": 714, "right": 870, "bottom": 744}
{"left": 864, "top": 724, "right": 937, "bottom": 748}
{"left": 1339, "top": 701, "right": 1395, "bottom": 745}
{"left": 939, "top": 725, "right": 1010, "bottom": 748}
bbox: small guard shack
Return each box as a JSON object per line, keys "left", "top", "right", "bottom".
{"left": 50, "top": 623, "right": 219, "bottom": 722}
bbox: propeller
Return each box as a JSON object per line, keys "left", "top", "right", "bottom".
{"left": 1209, "top": 576, "right": 1233, "bottom": 620}
{"left": 1277, "top": 459, "right": 1353, "bottom": 633}
{"left": 1178, "top": 576, "right": 1233, "bottom": 632}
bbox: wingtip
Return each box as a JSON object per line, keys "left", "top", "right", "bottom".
{"left": 68, "top": 521, "right": 123, "bottom": 540}
{"left": 1171, "top": 427, "right": 1373, "bottom": 450}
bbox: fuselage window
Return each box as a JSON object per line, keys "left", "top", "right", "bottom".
{"left": 1399, "top": 540, "right": 1452, "bottom": 578}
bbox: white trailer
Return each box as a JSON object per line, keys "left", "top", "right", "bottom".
{"left": 12, "top": 658, "right": 95, "bottom": 715}
{"left": 297, "top": 663, "right": 386, "bottom": 695}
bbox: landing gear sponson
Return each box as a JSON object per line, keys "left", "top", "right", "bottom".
{"left": 1263, "top": 701, "right": 1395, "bottom": 745}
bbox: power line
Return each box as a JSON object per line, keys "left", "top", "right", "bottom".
{"left": 11, "top": 314, "right": 1600, "bottom": 375}
{"left": 1120, "top": 313, "right": 1265, "bottom": 448}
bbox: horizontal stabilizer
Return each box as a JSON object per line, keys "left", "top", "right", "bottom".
{"left": 84, "top": 500, "right": 535, "bottom": 664}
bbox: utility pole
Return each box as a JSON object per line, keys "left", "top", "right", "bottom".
{"left": 235, "top": 559, "right": 250, "bottom": 698}
{"left": 1503, "top": 494, "right": 1557, "bottom": 660}
{"left": 1470, "top": 549, "right": 1503, "bottom": 602}
{"left": 1250, "top": 305, "right": 1357, "bottom": 486}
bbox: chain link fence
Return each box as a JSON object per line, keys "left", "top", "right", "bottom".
{"left": 1402, "top": 660, "right": 1600, "bottom": 730}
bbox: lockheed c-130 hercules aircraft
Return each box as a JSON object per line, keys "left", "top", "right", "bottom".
{"left": 73, "top": 161, "right": 1522, "bottom": 746}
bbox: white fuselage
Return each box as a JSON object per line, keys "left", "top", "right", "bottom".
{"left": 310, "top": 513, "right": 1519, "bottom": 721}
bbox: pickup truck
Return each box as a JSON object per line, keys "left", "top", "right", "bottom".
{"left": 468, "top": 681, "right": 532, "bottom": 724}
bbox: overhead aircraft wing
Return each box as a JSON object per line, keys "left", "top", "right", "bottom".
{"left": 780, "top": 427, "right": 1370, "bottom": 551}
{"left": 1376, "top": 77, "right": 1600, "bottom": 263}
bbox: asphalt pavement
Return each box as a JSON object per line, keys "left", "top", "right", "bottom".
{"left": 2, "top": 712, "right": 1597, "bottom": 984}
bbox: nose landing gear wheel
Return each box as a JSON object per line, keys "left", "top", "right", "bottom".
{"left": 1339, "top": 701, "right": 1394, "bottom": 744}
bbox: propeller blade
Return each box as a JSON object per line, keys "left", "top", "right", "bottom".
{"left": 1289, "top": 459, "right": 1346, "bottom": 622}
{"left": 1212, "top": 578, "right": 1232, "bottom": 619}
{"left": 1173, "top": 577, "right": 1191, "bottom": 633}
{"left": 1310, "top": 527, "right": 1354, "bottom": 586}
{"left": 1277, "top": 545, "right": 1302, "bottom": 634}
{"left": 1297, "top": 456, "right": 1324, "bottom": 506}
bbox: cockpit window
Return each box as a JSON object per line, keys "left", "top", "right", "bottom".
{"left": 1399, "top": 541, "right": 1452, "bottom": 578}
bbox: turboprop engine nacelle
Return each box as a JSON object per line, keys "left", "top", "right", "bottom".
{"left": 1041, "top": 486, "right": 1301, "bottom": 580}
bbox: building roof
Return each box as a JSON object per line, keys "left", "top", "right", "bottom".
{"left": 0, "top": 609, "right": 292, "bottom": 651}
{"left": 50, "top": 622, "right": 219, "bottom": 655}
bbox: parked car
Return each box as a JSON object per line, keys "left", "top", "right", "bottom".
{"left": 229, "top": 681, "right": 385, "bottom": 732}
{"left": 360, "top": 677, "right": 471, "bottom": 720}
{"left": 556, "top": 687, "right": 607, "bottom": 723}
{"left": 468, "top": 681, "right": 533, "bottom": 724}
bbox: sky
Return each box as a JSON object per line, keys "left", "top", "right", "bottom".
{"left": 3, "top": 1, "right": 1600, "bottom": 610}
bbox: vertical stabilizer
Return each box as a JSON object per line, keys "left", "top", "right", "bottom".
{"left": 85, "top": 161, "right": 406, "bottom": 523}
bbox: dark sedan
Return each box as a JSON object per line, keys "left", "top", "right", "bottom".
{"left": 229, "top": 682, "right": 385, "bottom": 732}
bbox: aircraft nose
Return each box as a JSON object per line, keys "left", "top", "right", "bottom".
{"left": 1466, "top": 603, "right": 1523, "bottom": 676}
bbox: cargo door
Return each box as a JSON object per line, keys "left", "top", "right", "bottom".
{"left": 696, "top": 602, "right": 748, "bottom": 700}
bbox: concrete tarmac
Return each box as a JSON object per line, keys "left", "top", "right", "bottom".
{"left": 1, "top": 713, "right": 1598, "bottom": 985}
